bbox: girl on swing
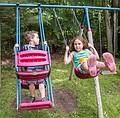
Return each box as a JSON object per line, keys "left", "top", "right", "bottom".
{"left": 64, "top": 36, "right": 116, "bottom": 77}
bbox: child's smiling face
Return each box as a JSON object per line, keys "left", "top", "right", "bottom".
{"left": 74, "top": 39, "right": 83, "bottom": 52}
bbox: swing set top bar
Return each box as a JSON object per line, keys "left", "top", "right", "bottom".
{"left": 0, "top": 3, "right": 120, "bottom": 11}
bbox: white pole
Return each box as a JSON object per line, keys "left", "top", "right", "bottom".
{"left": 94, "top": 76, "right": 104, "bottom": 118}
{"left": 88, "top": 31, "right": 104, "bottom": 118}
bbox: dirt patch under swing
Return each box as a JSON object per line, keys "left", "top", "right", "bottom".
{"left": 52, "top": 88, "right": 78, "bottom": 113}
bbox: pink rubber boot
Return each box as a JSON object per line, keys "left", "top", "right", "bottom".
{"left": 102, "top": 52, "right": 116, "bottom": 72}
{"left": 87, "top": 55, "right": 97, "bottom": 77}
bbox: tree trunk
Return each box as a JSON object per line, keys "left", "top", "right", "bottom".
{"left": 103, "top": 0, "right": 113, "bottom": 53}
{"left": 112, "top": 0, "right": 119, "bottom": 56}
{"left": 105, "top": 10, "right": 113, "bottom": 53}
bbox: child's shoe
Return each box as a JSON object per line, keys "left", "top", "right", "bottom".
{"left": 87, "top": 55, "right": 97, "bottom": 76}
{"left": 102, "top": 52, "right": 116, "bottom": 72}
{"left": 41, "top": 97, "right": 47, "bottom": 102}
{"left": 30, "top": 96, "right": 35, "bottom": 102}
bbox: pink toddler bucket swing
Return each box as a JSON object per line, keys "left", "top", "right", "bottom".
{"left": 14, "top": 4, "right": 54, "bottom": 111}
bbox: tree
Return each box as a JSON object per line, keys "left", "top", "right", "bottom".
{"left": 103, "top": 0, "right": 113, "bottom": 53}
{"left": 112, "top": 0, "right": 119, "bottom": 56}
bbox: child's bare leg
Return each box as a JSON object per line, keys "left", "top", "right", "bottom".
{"left": 29, "top": 83, "right": 35, "bottom": 97}
{"left": 82, "top": 56, "right": 98, "bottom": 75}
{"left": 39, "top": 83, "right": 45, "bottom": 99}
{"left": 29, "top": 83, "right": 35, "bottom": 102}
{"left": 87, "top": 55, "right": 97, "bottom": 76}
{"left": 82, "top": 61, "right": 89, "bottom": 72}
{"left": 96, "top": 61, "right": 107, "bottom": 70}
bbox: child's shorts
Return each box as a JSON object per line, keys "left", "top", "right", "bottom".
{"left": 26, "top": 66, "right": 46, "bottom": 85}
{"left": 27, "top": 79, "right": 44, "bottom": 85}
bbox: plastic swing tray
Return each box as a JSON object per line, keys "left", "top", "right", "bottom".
{"left": 17, "top": 50, "right": 49, "bottom": 67}
{"left": 16, "top": 50, "right": 50, "bottom": 80}
{"left": 18, "top": 101, "right": 52, "bottom": 110}
{"left": 17, "top": 70, "right": 50, "bottom": 80}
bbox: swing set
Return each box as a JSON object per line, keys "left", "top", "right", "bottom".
{"left": 0, "top": 3, "right": 120, "bottom": 118}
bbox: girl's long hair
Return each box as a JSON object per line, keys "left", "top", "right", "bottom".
{"left": 70, "top": 36, "right": 89, "bottom": 51}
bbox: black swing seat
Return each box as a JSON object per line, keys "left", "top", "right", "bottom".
{"left": 16, "top": 50, "right": 50, "bottom": 80}
{"left": 74, "top": 68, "right": 101, "bottom": 79}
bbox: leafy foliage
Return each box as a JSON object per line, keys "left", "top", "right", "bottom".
{"left": 1, "top": 0, "right": 120, "bottom": 60}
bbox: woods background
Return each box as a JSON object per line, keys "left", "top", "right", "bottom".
{"left": 0, "top": 0, "right": 120, "bottom": 60}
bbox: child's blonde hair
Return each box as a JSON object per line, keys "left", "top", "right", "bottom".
{"left": 70, "top": 35, "right": 89, "bottom": 51}
{"left": 24, "top": 30, "right": 39, "bottom": 42}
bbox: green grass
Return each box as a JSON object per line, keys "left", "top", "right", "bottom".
{"left": 1, "top": 59, "right": 120, "bottom": 118}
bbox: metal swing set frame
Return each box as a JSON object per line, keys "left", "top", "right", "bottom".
{"left": 0, "top": 3, "right": 120, "bottom": 118}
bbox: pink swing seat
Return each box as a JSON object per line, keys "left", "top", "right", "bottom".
{"left": 18, "top": 101, "right": 52, "bottom": 110}
{"left": 74, "top": 68, "right": 101, "bottom": 79}
{"left": 16, "top": 50, "right": 50, "bottom": 80}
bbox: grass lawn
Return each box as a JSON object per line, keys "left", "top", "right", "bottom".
{"left": 1, "top": 57, "right": 120, "bottom": 118}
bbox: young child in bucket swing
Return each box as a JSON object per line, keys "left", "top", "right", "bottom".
{"left": 64, "top": 35, "right": 116, "bottom": 77}
{"left": 22, "top": 30, "right": 47, "bottom": 102}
